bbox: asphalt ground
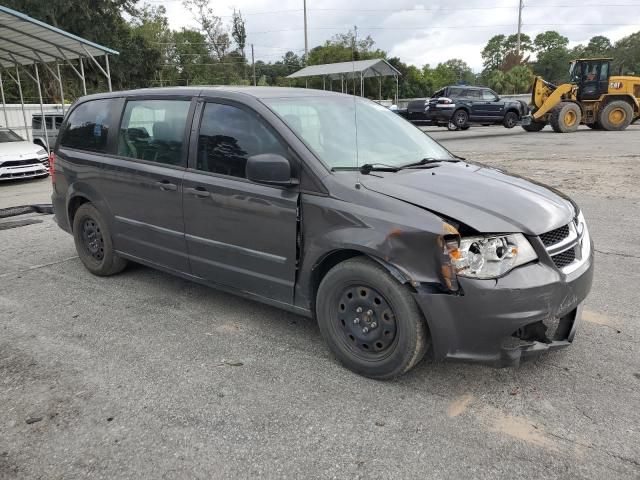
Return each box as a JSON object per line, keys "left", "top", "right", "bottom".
{"left": 1, "top": 125, "right": 639, "bottom": 479}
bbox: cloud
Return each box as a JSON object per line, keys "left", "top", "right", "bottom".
{"left": 161, "top": 0, "right": 640, "bottom": 69}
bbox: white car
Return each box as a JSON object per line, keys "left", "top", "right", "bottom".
{"left": 0, "top": 128, "right": 49, "bottom": 181}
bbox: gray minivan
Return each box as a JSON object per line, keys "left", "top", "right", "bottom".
{"left": 51, "top": 87, "right": 593, "bottom": 379}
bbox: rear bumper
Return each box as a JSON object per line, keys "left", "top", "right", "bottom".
{"left": 413, "top": 247, "right": 594, "bottom": 367}
{"left": 425, "top": 108, "right": 455, "bottom": 123}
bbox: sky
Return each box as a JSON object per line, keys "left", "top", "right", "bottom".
{"left": 153, "top": 0, "right": 640, "bottom": 71}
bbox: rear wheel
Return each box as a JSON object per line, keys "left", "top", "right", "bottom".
{"left": 522, "top": 120, "right": 547, "bottom": 132}
{"left": 450, "top": 109, "right": 469, "bottom": 130}
{"left": 599, "top": 100, "right": 633, "bottom": 131}
{"left": 73, "top": 203, "right": 127, "bottom": 276}
{"left": 315, "top": 257, "right": 428, "bottom": 379}
{"left": 503, "top": 111, "right": 519, "bottom": 128}
{"left": 550, "top": 102, "right": 581, "bottom": 133}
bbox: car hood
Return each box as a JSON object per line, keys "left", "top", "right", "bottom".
{"left": 0, "top": 141, "right": 45, "bottom": 158}
{"left": 360, "top": 162, "right": 575, "bottom": 235}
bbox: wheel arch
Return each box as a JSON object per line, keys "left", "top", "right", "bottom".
{"left": 601, "top": 94, "right": 638, "bottom": 112}
{"left": 65, "top": 182, "right": 113, "bottom": 233}
{"left": 309, "top": 249, "right": 414, "bottom": 317}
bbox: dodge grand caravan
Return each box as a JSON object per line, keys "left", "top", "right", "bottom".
{"left": 51, "top": 87, "right": 594, "bottom": 379}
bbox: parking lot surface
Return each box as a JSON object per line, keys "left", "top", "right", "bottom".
{"left": 1, "top": 125, "right": 639, "bottom": 479}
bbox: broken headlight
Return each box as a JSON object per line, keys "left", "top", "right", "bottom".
{"left": 445, "top": 234, "right": 537, "bottom": 279}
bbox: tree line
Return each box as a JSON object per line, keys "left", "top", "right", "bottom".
{"left": 1, "top": 0, "right": 640, "bottom": 105}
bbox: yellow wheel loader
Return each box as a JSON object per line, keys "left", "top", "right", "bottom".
{"left": 522, "top": 58, "right": 640, "bottom": 133}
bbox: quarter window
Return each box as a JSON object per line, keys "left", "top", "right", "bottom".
{"left": 197, "top": 103, "right": 288, "bottom": 179}
{"left": 59, "top": 99, "right": 115, "bottom": 153}
{"left": 118, "top": 99, "right": 191, "bottom": 166}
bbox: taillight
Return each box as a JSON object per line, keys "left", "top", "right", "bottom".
{"left": 49, "top": 152, "right": 56, "bottom": 183}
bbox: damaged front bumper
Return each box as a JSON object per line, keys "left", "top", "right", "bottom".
{"left": 413, "top": 248, "right": 594, "bottom": 367}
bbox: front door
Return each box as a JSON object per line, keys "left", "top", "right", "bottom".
{"left": 480, "top": 89, "right": 504, "bottom": 118}
{"left": 183, "top": 100, "right": 299, "bottom": 303}
{"left": 105, "top": 97, "right": 194, "bottom": 273}
{"left": 579, "top": 60, "right": 610, "bottom": 101}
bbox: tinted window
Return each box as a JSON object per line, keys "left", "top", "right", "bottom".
{"left": 60, "top": 99, "right": 115, "bottom": 153}
{"left": 466, "top": 89, "right": 482, "bottom": 99}
{"left": 481, "top": 90, "right": 498, "bottom": 101}
{"left": 197, "top": 103, "right": 288, "bottom": 179}
{"left": 46, "top": 117, "right": 53, "bottom": 129}
{"left": 448, "top": 87, "right": 464, "bottom": 97}
{"left": 0, "top": 129, "right": 23, "bottom": 142}
{"left": 432, "top": 88, "right": 445, "bottom": 98}
{"left": 55, "top": 116, "right": 64, "bottom": 129}
{"left": 118, "top": 99, "right": 191, "bottom": 166}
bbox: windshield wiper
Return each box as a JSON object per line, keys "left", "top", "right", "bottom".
{"left": 400, "top": 157, "right": 461, "bottom": 169}
{"left": 331, "top": 163, "right": 400, "bottom": 174}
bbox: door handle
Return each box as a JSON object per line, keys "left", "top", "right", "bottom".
{"left": 185, "top": 186, "right": 210, "bottom": 198}
{"left": 155, "top": 180, "right": 177, "bottom": 191}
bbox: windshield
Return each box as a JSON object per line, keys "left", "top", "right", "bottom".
{"left": 0, "top": 129, "right": 23, "bottom": 142}
{"left": 263, "top": 96, "right": 453, "bottom": 169}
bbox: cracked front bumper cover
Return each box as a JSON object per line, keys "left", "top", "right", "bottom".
{"left": 413, "top": 250, "right": 594, "bottom": 367}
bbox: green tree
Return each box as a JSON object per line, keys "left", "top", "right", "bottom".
{"left": 184, "top": 0, "right": 230, "bottom": 59}
{"left": 612, "top": 31, "right": 640, "bottom": 75}
{"left": 231, "top": 10, "right": 247, "bottom": 59}
{"left": 534, "top": 31, "right": 569, "bottom": 53}
{"left": 504, "top": 65, "right": 534, "bottom": 93}
{"left": 481, "top": 34, "right": 532, "bottom": 72}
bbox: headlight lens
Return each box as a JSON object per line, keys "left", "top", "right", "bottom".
{"left": 446, "top": 233, "right": 538, "bottom": 279}
{"left": 36, "top": 148, "right": 48, "bottom": 157}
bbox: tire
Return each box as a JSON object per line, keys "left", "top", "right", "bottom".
{"left": 503, "top": 111, "right": 519, "bottom": 129}
{"left": 447, "top": 121, "right": 458, "bottom": 131}
{"left": 315, "top": 257, "right": 429, "bottom": 379}
{"left": 451, "top": 109, "right": 469, "bottom": 129}
{"left": 522, "top": 120, "right": 547, "bottom": 132}
{"left": 599, "top": 100, "right": 633, "bottom": 131}
{"left": 72, "top": 203, "right": 127, "bottom": 276}
{"left": 550, "top": 102, "right": 581, "bottom": 133}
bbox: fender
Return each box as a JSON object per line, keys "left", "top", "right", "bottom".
{"left": 65, "top": 181, "right": 115, "bottom": 232}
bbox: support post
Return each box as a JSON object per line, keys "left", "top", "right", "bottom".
{"left": 0, "top": 70, "right": 8, "bottom": 128}
{"left": 323, "top": 76, "right": 325, "bottom": 90}
{"left": 105, "top": 54, "right": 112, "bottom": 92}
{"left": 378, "top": 75, "right": 382, "bottom": 100}
{"left": 14, "top": 65, "right": 29, "bottom": 141}
{"left": 360, "top": 72, "right": 364, "bottom": 97}
{"left": 395, "top": 74, "right": 399, "bottom": 106}
{"left": 56, "top": 63, "right": 65, "bottom": 115}
{"left": 79, "top": 57, "right": 87, "bottom": 95}
{"left": 251, "top": 44, "right": 256, "bottom": 86}
{"left": 33, "top": 63, "right": 50, "bottom": 151}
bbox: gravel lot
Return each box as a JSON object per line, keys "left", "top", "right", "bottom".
{"left": 1, "top": 125, "right": 639, "bottom": 479}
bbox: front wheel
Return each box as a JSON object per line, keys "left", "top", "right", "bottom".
{"left": 550, "top": 102, "right": 581, "bottom": 133}
{"left": 73, "top": 203, "right": 127, "bottom": 276}
{"left": 315, "top": 257, "right": 429, "bottom": 379}
{"left": 522, "top": 119, "right": 547, "bottom": 132}
{"left": 503, "top": 111, "right": 519, "bottom": 128}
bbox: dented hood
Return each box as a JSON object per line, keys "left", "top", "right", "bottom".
{"left": 360, "top": 162, "right": 575, "bottom": 235}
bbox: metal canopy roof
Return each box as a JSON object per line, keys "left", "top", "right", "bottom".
{"left": 0, "top": 5, "right": 118, "bottom": 68}
{"left": 287, "top": 59, "right": 401, "bottom": 80}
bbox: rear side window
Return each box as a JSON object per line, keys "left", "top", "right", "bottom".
{"left": 197, "top": 103, "right": 288, "bottom": 179}
{"left": 481, "top": 89, "right": 498, "bottom": 101}
{"left": 60, "top": 99, "right": 115, "bottom": 153}
{"left": 118, "top": 99, "right": 191, "bottom": 166}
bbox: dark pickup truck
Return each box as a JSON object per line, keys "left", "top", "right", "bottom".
{"left": 406, "top": 86, "right": 529, "bottom": 130}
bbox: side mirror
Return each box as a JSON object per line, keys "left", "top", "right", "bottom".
{"left": 246, "top": 153, "right": 298, "bottom": 186}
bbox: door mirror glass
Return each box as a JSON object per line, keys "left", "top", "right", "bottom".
{"left": 246, "top": 153, "right": 297, "bottom": 186}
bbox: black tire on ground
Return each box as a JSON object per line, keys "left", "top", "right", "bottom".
{"left": 72, "top": 203, "right": 127, "bottom": 276}
{"left": 599, "top": 100, "right": 634, "bottom": 131}
{"left": 451, "top": 109, "right": 469, "bottom": 129}
{"left": 503, "top": 111, "right": 519, "bottom": 128}
{"left": 550, "top": 102, "right": 581, "bottom": 133}
{"left": 315, "top": 257, "right": 429, "bottom": 379}
{"left": 522, "top": 120, "right": 547, "bottom": 132}
{"left": 447, "top": 121, "right": 458, "bottom": 131}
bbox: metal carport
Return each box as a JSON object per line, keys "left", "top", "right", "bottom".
{"left": 0, "top": 5, "right": 118, "bottom": 150}
{"left": 287, "top": 59, "right": 401, "bottom": 104}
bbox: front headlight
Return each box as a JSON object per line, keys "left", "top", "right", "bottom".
{"left": 446, "top": 233, "right": 538, "bottom": 279}
{"left": 36, "top": 148, "right": 48, "bottom": 157}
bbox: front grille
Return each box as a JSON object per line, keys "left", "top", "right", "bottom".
{"left": 0, "top": 159, "right": 40, "bottom": 167}
{"left": 552, "top": 248, "right": 576, "bottom": 268}
{"left": 540, "top": 224, "right": 570, "bottom": 247}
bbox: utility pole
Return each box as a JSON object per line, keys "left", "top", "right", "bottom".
{"left": 303, "top": 0, "right": 308, "bottom": 62}
{"left": 251, "top": 44, "right": 256, "bottom": 86}
{"left": 516, "top": 0, "right": 524, "bottom": 56}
